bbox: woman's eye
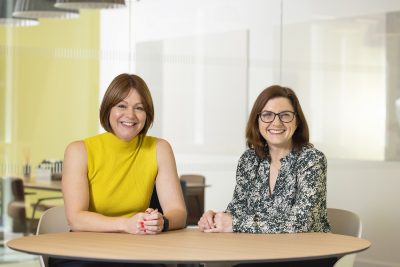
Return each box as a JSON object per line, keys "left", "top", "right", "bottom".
{"left": 116, "top": 104, "right": 127, "bottom": 109}
{"left": 280, "top": 113, "right": 290, "bottom": 118}
{"left": 263, "top": 112, "right": 274, "bottom": 119}
{"left": 135, "top": 106, "right": 144, "bottom": 111}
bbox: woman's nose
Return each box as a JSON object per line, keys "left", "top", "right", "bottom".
{"left": 271, "top": 115, "right": 283, "bottom": 125}
{"left": 125, "top": 107, "right": 137, "bottom": 117}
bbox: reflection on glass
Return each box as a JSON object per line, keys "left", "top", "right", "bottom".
{"left": 282, "top": 12, "right": 396, "bottom": 160}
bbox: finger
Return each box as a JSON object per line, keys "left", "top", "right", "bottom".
{"left": 205, "top": 215, "right": 215, "bottom": 229}
{"left": 134, "top": 226, "right": 146, "bottom": 235}
{"left": 144, "top": 213, "right": 164, "bottom": 225}
{"left": 138, "top": 220, "right": 146, "bottom": 230}
{"left": 143, "top": 218, "right": 163, "bottom": 226}
{"left": 143, "top": 229, "right": 158, "bottom": 235}
{"left": 197, "top": 219, "right": 204, "bottom": 229}
{"left": 204, "top": 227, "right": 221, "bottom": 233}
{"left": 144, "top": 225, "right": 162, "bottom": 232}
{"left": 199, "top": 220, "right": 213, "bottom": 231}
{"left": 198, "top": 221, "right": 206, "bottom": 231}
{"left": 138, "top": 229, "right": 146, "bottom": 234}
{"left": 145, "top": 208, "right": 154, "bottom": 214}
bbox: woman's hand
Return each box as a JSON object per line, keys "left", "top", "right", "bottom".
{"left": 126, "top": 208, "right": 164, "bottom": 235}
{"left": 142, "top": 208, "right": 164, "bottom": 234}
{"left": 206, "top": 212, "right": 233, "bottom": 233}
{"left": 198, "top": 210, "right": 216, "bottom": 231}
{"left": 199, "top": 211, "right": 233, "bottom": 233}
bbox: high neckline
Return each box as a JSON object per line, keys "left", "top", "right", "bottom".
{"left": 103, "top": 132, "right": 140, "bottom": 150}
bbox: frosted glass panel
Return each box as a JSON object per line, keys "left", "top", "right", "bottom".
{"left": 137, "top": 31, "right": 248, "bottom": 155}
{"left": 282, "top": 1, "right": 400, "bottom": 161}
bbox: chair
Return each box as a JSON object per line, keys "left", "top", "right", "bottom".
{"left": 180, "top": 174, "right": 205, "bottom": 225}
{"left": 5, "top": 177, "right": 28, "bottom": 233}
{"left": 327, "top": 208, "right": 362, "bottom": 267}
{"left": 36, "top": 205, "right": 70, "bottom": 267}
{"left": 4, "top": 176, "right": 63, "bottom": 233}
{"left": 30, "top": 195, "right": 63, "bottom": 231}
{"left": 150, "top": 180, "right": 187, "bottom": 215}
{"left": 3, "top": 177, "right": 41, "bottom": 233}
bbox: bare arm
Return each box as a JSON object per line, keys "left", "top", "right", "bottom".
{"left": 154, "top": 139, "right": 187, "bottom": 230}
{"left": 62, "top": 141, "right": 145, "bottom": 234}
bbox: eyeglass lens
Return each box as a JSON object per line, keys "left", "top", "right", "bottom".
{"left": 259, "top": 111, "right": 294, "bottom": 123}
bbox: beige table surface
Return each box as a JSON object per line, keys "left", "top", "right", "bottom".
{"left": 7, "top": 228, "right": 370, "bottom": 264}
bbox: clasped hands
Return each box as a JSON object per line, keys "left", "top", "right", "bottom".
{"left": 128, "top": 208, "right": 164, "bottom": 234}
{"left": 198, "top": 210, "right": 233, "bottom": 233}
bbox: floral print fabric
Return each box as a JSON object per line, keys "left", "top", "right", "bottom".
{"left": 226, "top": 147, "right": 330, "bottom": 233}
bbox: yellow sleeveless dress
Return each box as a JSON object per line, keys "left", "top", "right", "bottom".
{"left": 84, "top": 132, "right": 157, "bottom": 217}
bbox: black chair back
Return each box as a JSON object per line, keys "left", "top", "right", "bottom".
{"left": 149, "top": 180, "right": 187, "bottom": 218}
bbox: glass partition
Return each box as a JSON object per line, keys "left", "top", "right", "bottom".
{"left": 282, "top": 0, "right": 400, "bottom": 161}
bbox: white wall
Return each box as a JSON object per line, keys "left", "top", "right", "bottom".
{"left": 327, "top": 160, "right": 400, "bottom": 267}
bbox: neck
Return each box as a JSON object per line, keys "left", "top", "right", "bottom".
{"left": 268, "top": 145, "right": 292, "bottom": 163}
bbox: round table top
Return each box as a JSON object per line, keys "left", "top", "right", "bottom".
{"left": 7, "top": 228, "right": 371, "bottom": 264}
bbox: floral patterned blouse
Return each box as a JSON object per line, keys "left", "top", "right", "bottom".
{"left": 226, "top": 146, "right": 330, "bottom": 233}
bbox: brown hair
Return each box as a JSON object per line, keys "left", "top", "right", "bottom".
{"left": 99, "top": 73, "right": 154, "bottom": 135}
{"left": 245, "top": 85, "right": 311, "bottom": 159}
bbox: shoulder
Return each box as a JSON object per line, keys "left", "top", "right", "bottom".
{"left": 65, "top": 140, "right": 86, "bottom": 154}
{"left": 238, "top": 148, "right": 259, "bottom": 165}
{"left": 236, "top": 148, "right": 260, "bottom": 172}
{"left": 239, "top": 148, "right": 257, "bottom": 160}
{"left": 155, "top": 138, "right": 175, "bottom": 166}
{"left": 299, "top": 147, "right": 326, "bottom": 161}
{"left": 155, "top": 138, "right": 173, "bottom": 152}
{"left": 155, "top": 138, "right": 174, "bottom": 159}
{"left": 64, "top": 140, "right": 87, "bottom": 163}
{"left": 141, "top": 135, "right": 158, "bottom": 147}
{"left": 296, "top": 147, "right": 327, "bottom": 169}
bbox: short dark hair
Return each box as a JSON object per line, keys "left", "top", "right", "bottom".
{"left": 245, "top": 85, "right": 311, "bottom": 159}
{"left": 99, "top": 73, "right": 154, "bottom": 135}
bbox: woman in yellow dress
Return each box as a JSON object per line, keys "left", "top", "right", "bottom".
{"left": 52, "top": 73, "right": 187, "bottom": 267}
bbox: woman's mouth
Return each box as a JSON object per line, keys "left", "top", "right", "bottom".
{"left": 121, "top": 121, "right": 136, "bottom": 127}
{"left": 268, "top": 129, "right": 285, "bottom": 134}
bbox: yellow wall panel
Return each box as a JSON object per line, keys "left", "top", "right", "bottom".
{"left": 0, "top": 11, "right": 100, "bottom": 171}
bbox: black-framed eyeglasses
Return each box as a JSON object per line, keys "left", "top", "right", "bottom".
{"left": 258, "top": 111, "right": 296, "bottom": 123}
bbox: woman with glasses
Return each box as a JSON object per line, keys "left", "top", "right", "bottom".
{"left": 198, "top": 85, "right": 332, "bottom": 266}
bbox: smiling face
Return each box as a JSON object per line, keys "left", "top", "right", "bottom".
{"left": 258, "top": 97, "right": 297, "bottom": 151}
{"left": 109, "top": 88, "right": 146, "bottom": 142}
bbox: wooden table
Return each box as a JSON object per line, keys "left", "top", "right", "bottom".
{"left": 7, "top": 228, "right": 370, "bottom": 265}
{"left": 24, "top": 180, "right": 62, "bottom": 192}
